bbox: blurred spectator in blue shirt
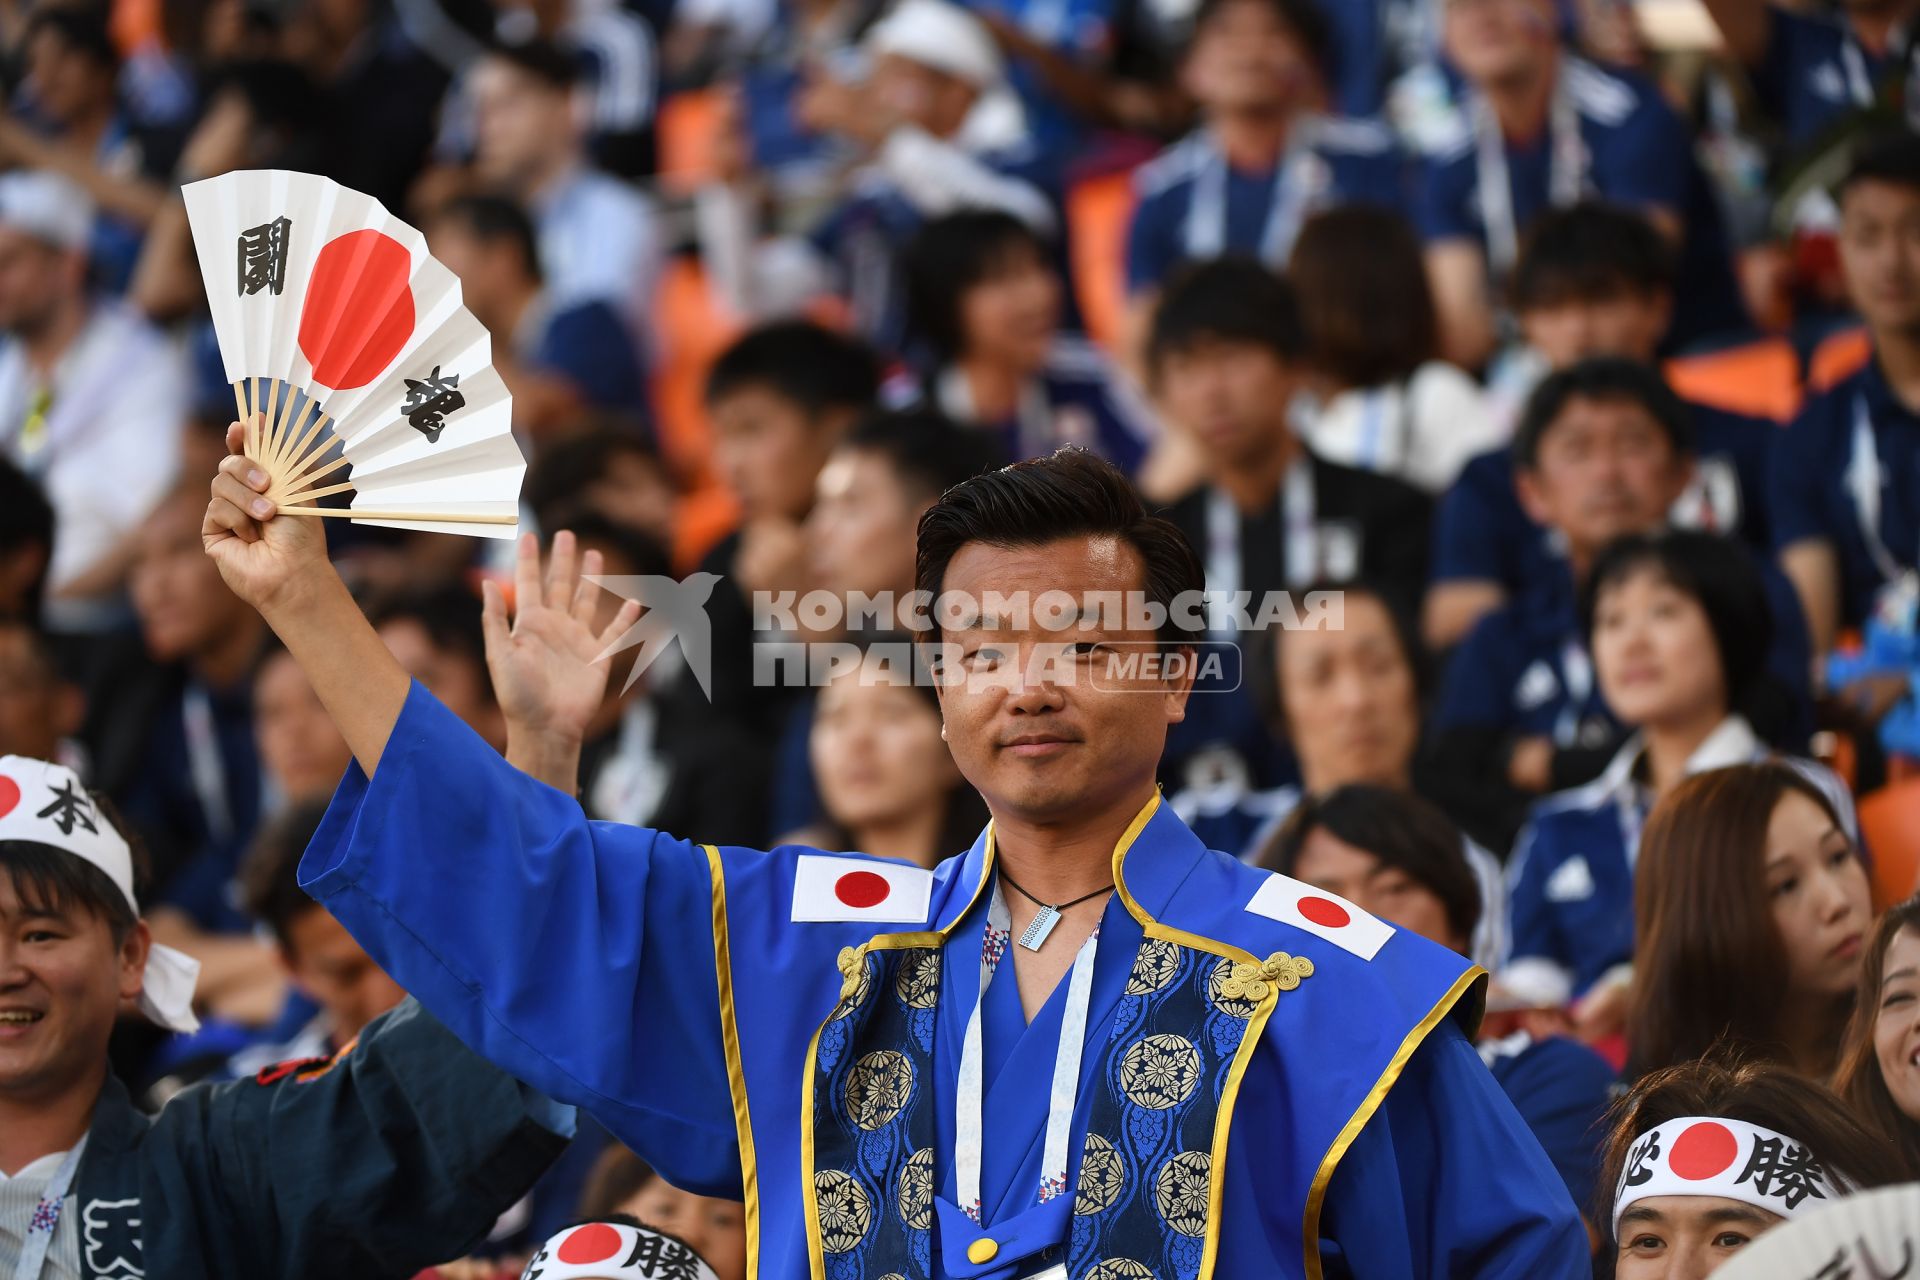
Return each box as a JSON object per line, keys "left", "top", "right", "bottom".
{"left": 1700, "top": 0, "right": 1920, "bottom": 148}
{"left": 1773, "top": 135, "right": 1920, "bottom": 669}
{"left": 1430, "top": 204, "right": 1780, "bottom": 651}
{"left": 469, "top": 39, "right": 663, "bottom": 337}
{"left": 426, "top": 194, "right": 652, "bottom": 441}
{"left": 904, "top": 210, "right": 1158, "bottom": 472}
{"left": 1124, "top": 0, "right": 1404, "bottom": 336}
{"left": 1418, "top": 0, "right": 1744, "bottom": 369}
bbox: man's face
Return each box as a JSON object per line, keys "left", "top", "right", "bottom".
{"left": 1515, "top": 397, "right": 1691, "bottom": 560}
{"left": 472, "top": 58, "right": 575, "bottom": 188}
{"left": 1181, "top": 0, "right": 1318, "bottom": 115}
{"left": 130, "top": 494, "right": 248, "bottom": 662}
{"left": 1840, "top": 179, "right": 1920, "bottom": 337}
{"left": 0, "top": 871, "right": 147, "bottom": 1106}
{"left": 0, "top": 227, "right": 75, "bottom": 337}
{"left": 0, "top": 628, "right": 77, "bottom": 762}
{"left": 710, "top": 387, "right": 841, "bottom": 523}
{"left": 933, "top": 536, "right": 1192, "bottom": 826}
{"left": 254, "top": 652, "right": 353, "bottom": 800}
{"left": 1614, "top": 1195, "right": 1782, "bottom": 1279}
{"left": 424, "top": 220, "right": 514, "bottom": 321}
{"left": 24, "top": 29, "right": 113, "bottom": 127}
{"left": 1522, "top": 289, "right": 1673, "bottom": 369}
{"left": 1275, "top": 594, "right": 1418, "bottom": 793}
{"left": 1442, "top": 0, "right": 1555, "bottom": 86}
{"left": 281, "top": 906, "right": 405, "bottom": 1045}
{"left": 807, "top": 449, "right": 925, "bottom": 600}
{"left": 1154, "top": 338, "right": 1294, "bottom": 467}
{"left": 869, "top": 54, "right": 978, "bottom": 139}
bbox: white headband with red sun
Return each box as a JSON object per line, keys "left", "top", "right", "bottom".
{"left": 521, "top": 1221, "right": 719, "bottom": 1280}
{"left": 0, "top": 756, "right": 201, "bottom": 1033}
{"left": 1612, "top": 1115, "right": 1854, "bottom": 1237}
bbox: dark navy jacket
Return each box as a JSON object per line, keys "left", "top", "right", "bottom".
{"left": 68, "top": 997, "right": 571, "bottom": 1279}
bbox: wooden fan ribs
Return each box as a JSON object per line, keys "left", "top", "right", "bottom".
{"left": 232, "top": 378, "right": 515, "bottom": 526}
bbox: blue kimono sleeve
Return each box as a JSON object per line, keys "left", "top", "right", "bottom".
{"left": 1318, "top": 1021, "right": 1589, "bottom": 1278}
{"left": 299, "top": 681, "right": 744, "bottom": 1196}
{"left": 1488, "top": 1035, "right": 1618, "bottom": 1216}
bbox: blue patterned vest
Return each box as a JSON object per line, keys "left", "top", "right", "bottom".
{"left": 708, "top": 792, "right": 1483, "bottom": 1280}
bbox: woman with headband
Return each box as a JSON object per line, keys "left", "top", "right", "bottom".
{"left": 1598, "top": 1057, "right": 1904, "bottom": 1278}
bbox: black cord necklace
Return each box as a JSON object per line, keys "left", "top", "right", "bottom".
{"left": 998, "top": 865, "right": 1113, "bottom": 951}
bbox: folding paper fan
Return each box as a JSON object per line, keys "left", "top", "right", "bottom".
{"left": 183, "top": 169, "right": 524, "bottom": 537}
{"left": 1715, "top": 1182, "right": 1920, "bottom": 1278}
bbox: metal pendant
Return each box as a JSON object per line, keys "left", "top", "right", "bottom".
{"left": 1018, "top": 905, "right": 1061, "bottom": 951}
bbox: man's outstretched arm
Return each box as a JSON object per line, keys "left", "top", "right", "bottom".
{"left": 205, "top": 422, "right": 639, "bottom": 783}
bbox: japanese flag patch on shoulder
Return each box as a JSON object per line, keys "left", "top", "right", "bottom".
{"left": 1246, "top": 874, "right": 1394, "bottom": 960}
{"left": 792, "top": 854, "right": 934, "bottom": 923}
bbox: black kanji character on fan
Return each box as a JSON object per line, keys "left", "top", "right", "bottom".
{"left": 238, "top": 217, "right": 291, "bottom": 297}
{"left": 1622, "top": 1131, "right": 1660, "bottom": 1188}
{"left": 36, "top": 778, "right": 98, "bottom": 837}
{"left": 1736, "top": 1136, "right": 1831, "bottom": 1210}
{"left": 402, "top": 366, "right": 464, "bottom": 443}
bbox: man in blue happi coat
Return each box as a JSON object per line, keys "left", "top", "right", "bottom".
{"left": 201, "top": 435, "right": 1587, "bottom": 1278}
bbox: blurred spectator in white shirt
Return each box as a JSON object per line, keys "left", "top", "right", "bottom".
{"left": 468, "top": 39, "right": 663, "bottom": 337}
{"left": 1288, "top": 205, "right": 1496, "bottom": 494}
{"left": 0, "top": 171, "right": 187, "bottom": 635}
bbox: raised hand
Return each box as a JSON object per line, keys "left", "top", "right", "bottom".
{"left": 203, "top": 420, "right": 332, "bottom": 614}
{"left": 481, "top": 530, "right": 643, "bottom": 753}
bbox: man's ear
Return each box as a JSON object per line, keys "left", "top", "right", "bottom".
{"left": 119, "top": 919, "right": 153, "bottom": 1004}
{"left": 1163, "top": 644, "right": 1198, "bottom": 725}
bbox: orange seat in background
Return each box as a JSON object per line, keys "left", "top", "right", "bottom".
{"left": 651, "top": 256, "right": 743, "bottom": 571}
{"left": 656, "top": 88, "right": 727, "bottom": 195}
{"left": 1809, "top": 325, "right": 1871, "bottom": 392}
{"left": 1858, "top": 778, "right": 1920, "bottom": 911}
{"left": 1067, "top": 171, "right": 1136, "bottom": 353}
{"left": 1664, "top": 337, "right": 1802, "bottom": 423}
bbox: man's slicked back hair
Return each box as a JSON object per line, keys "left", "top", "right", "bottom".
{"left": 914, "top": 448, "right": 1205, "bottom": 648}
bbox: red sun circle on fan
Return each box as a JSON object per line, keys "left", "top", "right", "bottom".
{"left": 1669, "top": 1122, "right": 1739, "bottom": 1181}
{"left": 1297, "top": 895, "right": 1351, "bottom": 929}
{"left": 834, "top": 871, "right": 891, "bottom": 909}
{"left": 557, "top": 1222, "right": 624, "bottom": 1264}
{"left": 0, "top": 776, "right": 18, "bottom": 819}
{"left": 298, "top": 228, "right": 416, "bottom": 390}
